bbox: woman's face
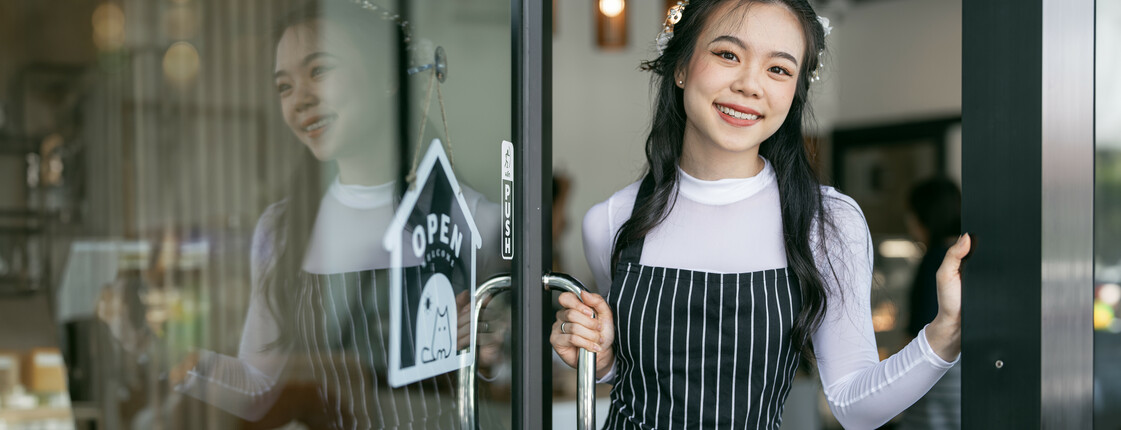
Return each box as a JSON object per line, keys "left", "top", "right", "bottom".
{"left": 677, "top": 2, "right": 805, "bottom": 158}
{"left": 274, "top": 19, "right": 389, "bottom": 161}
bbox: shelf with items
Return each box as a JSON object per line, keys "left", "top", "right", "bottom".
{"left": 0, "top": 407, "right": 73, "bottom": 423}
{"left": 0, "top": 209, "right": 57, "bottom": 296}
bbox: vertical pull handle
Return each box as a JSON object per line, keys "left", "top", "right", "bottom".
{"left": 543, "top": 272, "right": 596, "bottom": 430}
{"left": 458, "top": 274, "right": 512, "bottom": 430}
{"left": 458, "top": 272, "right": 596, "bottom": 430}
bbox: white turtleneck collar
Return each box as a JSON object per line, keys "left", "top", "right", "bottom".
{"left": 676, "top": 157, "right": 775, "bottom": 206}
{"left": 327, "top": 177, "right": 394, "bottom": 209}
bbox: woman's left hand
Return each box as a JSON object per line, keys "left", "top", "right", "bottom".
{"left": 456, "top": 291, "right": 478, "bottom": 352}
{"left": 927, "top": 233, "right": 972, "bottom": 361}
{"left": 456, "top": 290, "right": 508, "bottom": 371}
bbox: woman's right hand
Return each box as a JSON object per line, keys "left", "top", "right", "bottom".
{"left": 550, "top": 292, "right": 615, "bottom": 379}
{"left": 169, "top": 350, "right": 200, "bottom": 386}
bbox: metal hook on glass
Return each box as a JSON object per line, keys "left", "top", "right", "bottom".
{"left": 406, "top": 46, "right": 448, "bottom": 83}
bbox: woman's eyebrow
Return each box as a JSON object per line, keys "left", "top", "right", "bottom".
{"left": 301, "top": 51, "right": 336, "bottom": 67}
{"left": 710, "top": 35, "right": 747, "bottom": 50}
{"left": 274, "top": 52, "right": 337, "bottom": 78}
{"left": 770, "top": 51, "right": 798, "bottom": 66}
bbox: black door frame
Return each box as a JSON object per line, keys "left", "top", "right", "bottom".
{"left": 512, "top": 0, "right": 552, "bottom": 428}
{"left": 962, "top": 0, "right": 1094, "bottom": 427}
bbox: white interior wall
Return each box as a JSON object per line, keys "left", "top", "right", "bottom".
{"left": 830, "top": 0, "right": 962, "bottom": 126}
{"left": 553, "top": 0, "right": 963, "bottom": 288}
{"left": 1099, "top": 0, "right": 1121, "bottom": 148}
{"left": 552, "top": 0, "right": 662, "bottom": 289}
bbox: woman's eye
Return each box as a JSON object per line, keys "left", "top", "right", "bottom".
{"left": 276, "top": 83, "right": 291, "bottom": 94}
{"left": 311, "top": 64, "right": 335, "bottom": 78}
{"left": 768, "top": 66, "right": 792, "bottom": 76}
{"left": 714, "top": 50, "right": 738, "bottom": 62}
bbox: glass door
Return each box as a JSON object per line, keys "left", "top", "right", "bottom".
{"left": 1095, "top": 0, "right": 1121, "bottom": 427}
{"left": 0, "top": 0, "right": 555, "bottom": 428}
{"left": 401, "top": 0, "right": 516, "bottom": 426}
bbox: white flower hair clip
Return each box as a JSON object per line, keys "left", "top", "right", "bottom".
{"left": 656, "top": 1, "right": 690, "bottom": 55}
{"left": 349, "top": 0, "right": 412, "bottom": 44}
{"left": 818, "top": 16, "right": 832, "bottom": 37}
{"left": 811, "top": 15, "right": 831, "bottom": 82}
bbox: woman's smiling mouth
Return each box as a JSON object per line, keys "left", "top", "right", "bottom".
{"left": 713, "top": 103, "right": 764, "bottom": 128}
{"left": 714, "top": 103, "right": 762, "bottom": 123}
{"left": 302, "top": 114, "right": 338, "bottom": 138}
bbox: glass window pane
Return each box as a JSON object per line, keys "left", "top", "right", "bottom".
{"left": 0, "top": 0, "right": 515, "bottom": 428}
{"left": 1095, "top": 0, "right": 1121, "bottom": 427}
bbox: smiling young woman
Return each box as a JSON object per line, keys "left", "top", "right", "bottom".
{"left": 676, "top": 3, "right": 802, "bottom": 180}
{"left": 548, "top": 1, "right": 972, "bottom": 429}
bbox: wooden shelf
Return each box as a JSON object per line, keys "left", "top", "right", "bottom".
{"left": 0, "top": 406, "right": 73, "bottom": 422}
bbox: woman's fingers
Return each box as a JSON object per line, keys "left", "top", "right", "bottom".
{"left": 552, "top": 291, "right": 614, "bottom": 369}
{"left": 933, "top": 233, "right": 972, "bottom": 327}
{"left": 581, "top": 292, "right": 612, "bottom": 320}
{"left": 553, "top": 308, "right": 603, "bottom": 343}
{"left": 559, "top": 307, "right": 602, "bottom": 332}
{"left": 557, "top": 292, "right": 597, "bottom": 319}
{"left": 551, "top": 320, "right": 602, "bottom": 353}
{"left": 937, "top": 233, "right": 972, "bottom": 284}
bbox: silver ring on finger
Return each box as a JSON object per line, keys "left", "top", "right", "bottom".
{"left": 560, "top": 321, "right": 569, "bottom": 334}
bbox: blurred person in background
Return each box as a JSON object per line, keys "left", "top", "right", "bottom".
{"left": 899, "top": 177, "right": 962, "bottom": 430}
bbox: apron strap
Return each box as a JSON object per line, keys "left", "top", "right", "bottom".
{"left": 617, "top": 173, "right": 657, "bottom": 266}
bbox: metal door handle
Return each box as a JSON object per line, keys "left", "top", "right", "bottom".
{"left": 543, "top": 272, "right": 596, "bottom": 430}
{"left": 458, "top": 274, "right": 512, "bottom": 429}
{"left": 457, "top": 272, "right": 596, "bottom": 430}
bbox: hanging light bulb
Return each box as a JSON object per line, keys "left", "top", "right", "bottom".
{"left": 596, "top": 0, "right": 627, "bottom": 49}
{"left": 92, "top": 2, "right": 126, "bottom": 51}
{"left": 163, "top": 41, "right": 200, "bottom": 86}
{"left": 599, "top": 0, "right": 624, "bottom": 18}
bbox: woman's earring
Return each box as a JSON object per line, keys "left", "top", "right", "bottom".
{"left": 678, "top": 80, "right": 684, "bottom": 86}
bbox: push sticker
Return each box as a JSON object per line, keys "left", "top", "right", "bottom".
{"left": 501, "top": 140, "right": 514, "bottom": 260}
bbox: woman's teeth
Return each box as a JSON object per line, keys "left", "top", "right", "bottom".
{"left": 305, "top": 116, "right": 336, "bottom": 132}
{"left": 717, "top": 105, "right": 760, "bottom": 120}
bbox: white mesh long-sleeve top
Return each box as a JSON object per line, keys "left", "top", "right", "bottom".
{"left": 581, "top": 158, "right": 957, "bottom": 429}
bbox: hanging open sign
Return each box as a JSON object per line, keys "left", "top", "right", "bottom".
{"left": 384, "top": 139, "right": 481, "bottom": 387}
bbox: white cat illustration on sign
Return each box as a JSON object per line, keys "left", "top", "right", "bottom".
{"left": 417, "top": 273, "right": 456, "bottom": 364}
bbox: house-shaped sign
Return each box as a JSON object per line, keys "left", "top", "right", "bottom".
{"left": 384, "top": 139, "right": 482, "bottom": 388}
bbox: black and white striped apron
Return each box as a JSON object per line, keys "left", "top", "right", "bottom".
{"left": 603, "top": 178, "right": 804, "bottom": 430}
{"left": 295, "top": 269, "right": 460, "bottom": 430}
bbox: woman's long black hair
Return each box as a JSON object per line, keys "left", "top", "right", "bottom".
{"left": 614, "top": 0, "right": 837, "bottom": 358}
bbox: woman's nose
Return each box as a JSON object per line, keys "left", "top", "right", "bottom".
{"left": 731, "top": 68, "right": 763, "bottom": 98}
{"left": 294, "top": 81, "right": 319, "bottom": 112}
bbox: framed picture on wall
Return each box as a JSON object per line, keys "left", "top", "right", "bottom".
{"left": 832, "top": 116, "right": 961, "bottom": 236}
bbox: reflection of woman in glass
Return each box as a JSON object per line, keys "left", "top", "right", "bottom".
{"left": 173, "top": 2, "right": 504, "bottom": 428}
{"left": 550, "top": 0, "right": 970, "bottom": 428}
